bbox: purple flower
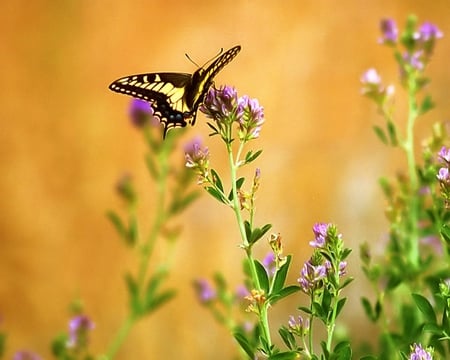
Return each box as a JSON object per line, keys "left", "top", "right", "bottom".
{"left": 379, "top": 18, "right": 398, "bottom": 44}
{"left": 184, "top": 136, "right": 210, "bottom": 182}
{"left": 438, "top": 146, "right": 450, "bottom": 163}
{"left": 437, "top": 167, "right": 450, "bottom": 183}
{"left": 409, "top": 343, "right": 433, "bottom": 360}
{"left": 418, "top": 22, "right": 443, "bottom": 42}
{"left": 310, "top": 223, "right": 331, "bottom": 248}
{"left": 288, "top": 314, "right": 309, "bottom": 336}
{"left": 262, "top": 252, "right": 276, "bottom": 275}
{"left": 194, "top": 279, "right": 216, "bottom": 303}
{"left": 200, "top": 85, "right": 239, "bottom": 122}
{"left": 13, "top": 351, "right": 42, "bottom": 360}
{"left": 361, "top": 68, "right": 381, "bottom": 86}
{"left": 338, "top": 261, "right": 347, "bottom": 276}
{"left": 403, "top": 50, "right": 425, "bottom": 71}
{"left": 67, "top": 315, "right": 95, "bottom": 349}
{"left": 361, "top": 69, "right": 395, "bottom": 102}
{"left": 237, "top": 96, "right": 265, "bottom": 141}
{"left": 298, "top": 260, "right": 327, "bottom": 294}
{"left": 128, "top": 99, "right": 158, "bottom": 127}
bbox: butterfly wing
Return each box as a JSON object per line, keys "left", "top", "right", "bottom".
{"left": 109, "top": 72, "right": 193, "bottom": 135}
{"left": 186, "top": 45, "right": 241, "bottom": 118}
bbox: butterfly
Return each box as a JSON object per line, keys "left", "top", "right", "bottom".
{"left": 109, "top": 45, "right": 241, "bottom": 137}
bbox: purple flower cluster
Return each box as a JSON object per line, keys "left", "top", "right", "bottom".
{"left": 128, "top": 99, "right": 159, "bottom": 128}
{"left": 298, "top": 260, "right": 327, "bottom": 294}
{"left": 298, "top": 223, "right": 347, "bottom": 295}
{"left": 379, "top": 18, "right": 399, "bottom": 44}
{"left": 409, "top": 343, "right": 433, "bottom": 360}
{"left": 360, "top": 68, "right": 395, "bottom": 104}
{"left": 437, "top": 146, "right": 450, "bottom": 205}
{"left": 194, "top": 278, "right": 216, "bottom": 304}
{"left": 200, "top": 86, "right": 264, "bottom": 142}
{"left": 184, "top": 136, "right": 210, "bottom": 183}
{"left": 381, "top": 18, "right": 442, "bottom": 77}
{"left": 13, "top": 351, "right": 41, "bottom": 360}
{"left": 288, "top": 314, "right": 309, "bottom": 336}
{"left": 67, "top": 315, "right": 95, "bottom": 350}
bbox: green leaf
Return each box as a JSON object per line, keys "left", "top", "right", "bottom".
{"left": 245, "top": 149, "right": 263, "bottom": 164}
{"left": 373, "top": 125, "right": 388, "bottom": 145}
{"left": 250, "top": 223, "right": 272, "bottom": 245}
{"left": 145, "top": 270, "right": 168, "bottom": 300}
{"left": 128, "top": 214, "right": 138, "bottom": 245}
{"left": 330, "top": 341, "right": 352, "bottom": 360}
{"left": 233, "top": 332, "right": 254, "bottom": 359}
{"left": 359, "top": 357, "right": 378, "bottom": 360}
{"left": 244, "top": 221, "right": 252, "bottom": 244}
{"left": 322, "top": 287, "right": 332, "bottom": 315}
{"left": 386, "top": 119, "right": 398, "bottom": 146}
{"left": 51, "top": 333, "right": 69, "bottom": 357}
{"left": 412, "top": 293, "right": 437, "bottom": 324}
{"left": 125, "top": 273, "right": 142, "bottom": 316}
{"left": 145, "top": 153, "right": 159, "bottom": 178}
{"left": 254, "top": 260, "right": 269, "bottom": 293}
{"left": 145, "top": 289, "right": 176, "bottom": 313}
{"left": 278, "top": 326, "right": 297, "bottom": 350}
{"left": 228, "top": 177, "right": 245, "bottom": 201}
{"left": 210, "top": 169, "right": 224, "bottom": 192}
{"left": 269, "top": 285, "right": 301, "bottom": 305}
{"left": 205, "top": 186, "right": 227, "bottom": 204}
{"left": 335, "top": 297, "right": 347, "bottom": 318}
{"left": 170, "top": 191, "right": 200, "bottom": 214}
{"left": 420, "top": 94, "right": 435, "bottom": 115}
{"left": 268, "top": 351, "right": 299, "bottom": 360}
{"left": 361, "top": 297, "right": 375, "bottom": 321}
{"left": 271, "top": 255, "right": 292, "bottom": 294}
{"left": 106, "top": 211, "right": 130, "bottom": 244}
{"left": 440, "top": 224, "right": 450, "bottom": 246}
{"left": 0, "top": 333, "right": 5, "bottom": 358}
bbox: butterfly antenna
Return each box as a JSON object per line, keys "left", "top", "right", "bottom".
{"left": 185, "top": 48, "right": 224, "bottom": 68}
{"left": 185, "top": 52, "right": 200, "bottom": 68}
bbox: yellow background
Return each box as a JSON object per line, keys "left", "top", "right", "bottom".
{"left": 1, "top": 1, "right": 450, "bottom": 358}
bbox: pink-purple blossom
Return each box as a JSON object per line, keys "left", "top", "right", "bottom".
{"left": 310, "top": 222, "right": 331, "bottom": 248}
{"left": 13, "top": 351, "right": 42, "bottom": 360}
{"left": 128, "top": 98, "right": 159, "bottom": 127}
{"left": 194, "top": 279, "right": 216, "bottom": 303}
{"left": 409, "top": 343, "right": 433, "bottom": 360}
{"left": 438, "top": 146, "right": 450, "bottom": 163}
{"left": 184, "top": 136, "right": 210, "bottom": 181}
{"left": 379, "top": 18, "right": 398, "bottom": 44}
{"left": 67, "top": 315, "right": 95, "bottom": 349}
{"left": 298, "top": 260, "right": 327, "bottom": 294}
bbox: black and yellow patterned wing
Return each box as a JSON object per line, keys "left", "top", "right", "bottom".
{"left": 109, "top": 45, "right": 241, "bottom": 137}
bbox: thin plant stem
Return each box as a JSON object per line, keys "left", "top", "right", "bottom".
{"left": 403, "top": 73, "right": 420, "bottom": 268}
{"left": 226, "top": 141, "right": 272, "bottom": 349}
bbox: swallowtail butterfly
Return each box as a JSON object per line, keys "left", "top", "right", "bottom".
{"left": 109, "top": 45, "right": 241, "bottom": 137}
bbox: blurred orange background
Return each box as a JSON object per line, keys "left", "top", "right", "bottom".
{"left": 1, "top": 1, "right": 450, "bottom": 359}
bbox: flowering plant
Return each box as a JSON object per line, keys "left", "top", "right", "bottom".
{"left": 3, "top": 14, "right": 450, "bottom": 360}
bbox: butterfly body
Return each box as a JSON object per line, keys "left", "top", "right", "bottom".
{"left": 109, "top": 45, "right": 241, "bottom": 136}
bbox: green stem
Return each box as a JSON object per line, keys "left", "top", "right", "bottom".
{"left": 404, "top": 74, "right": 420, "bottom": 268}
{"left": 105, "top": 316, "right": 136, "bottom": 359}
{"left": 226, "top": 141, "right": 272, "bottom": 349}
{"left": 106, "top": 135, "right": 172, "bottom": 359}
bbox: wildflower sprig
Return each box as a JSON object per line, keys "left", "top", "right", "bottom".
{"left": 361, "top": 16, "right": 450, "bottom": 358}
{"left": 187, "top": 86, "right": 308, "bottom": 359}
{"left": 278, "top": 224, "right": 353, "bottom": 359}
{"left": 104, "top": 99, "right": 200, "bottom": 359}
